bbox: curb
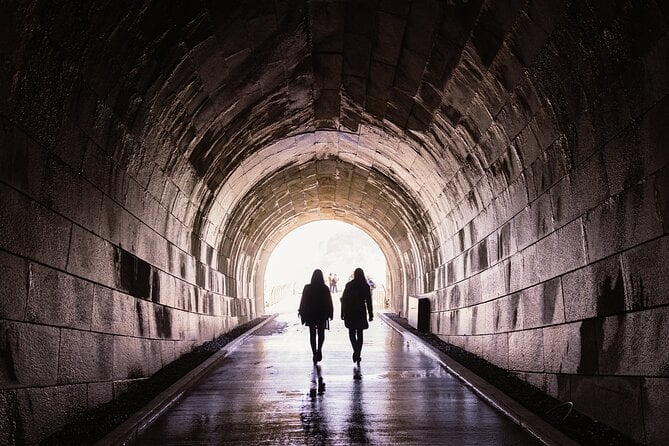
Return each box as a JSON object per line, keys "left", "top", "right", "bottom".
{"left": 378, "top": 313, "right": 579, "bottom": 446}
{"left": 95, "top": 314, "right": 278, "bottom": 446}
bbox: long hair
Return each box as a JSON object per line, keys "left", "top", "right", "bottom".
{"left": 352, "top": 267, "right": 366, "bottom": 284}
{"left": 310, "top": 269, "right": 325, "bottom": 286}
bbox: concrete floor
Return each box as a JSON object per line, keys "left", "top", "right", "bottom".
{"left": 135, "top": 298, "right": 540, "bottom": 445}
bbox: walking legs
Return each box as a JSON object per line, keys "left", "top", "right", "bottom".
{"left": 309, "top": 326, "right": 325, "bottom": 362}
{"left": 348, "top": 328, "right": 364, "bottom": 362}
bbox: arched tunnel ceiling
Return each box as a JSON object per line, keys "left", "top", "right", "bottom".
{"left": 221, "top": 152, "right": 438, "bottom": 282}
{"left": 135, "top": 0, "right": 535, "bottom": 258}
{"left": 14, "top": 0, "right": 563, "bottom": 282}
{"left": 203, "top": 129, "right": 447, "bottom": 250}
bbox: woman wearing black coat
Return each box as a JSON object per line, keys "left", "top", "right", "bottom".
{"left": 340, "top": 267, "right": 374, "bottom": 364}
{"left": 298, "top": 269, "right": 334, "bottom": 363}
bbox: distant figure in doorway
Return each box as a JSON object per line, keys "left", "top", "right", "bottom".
{"left": 340, "top": 268, "right": 374, "bottom": 365}
{"left": 328, "top": 273, "right": 334, "bottom": 293}
{"left": 299, "top": 269, "right": 334, "bottom": 363}
{"left": 332, "top": 274, "right": 339, "bottom": 293}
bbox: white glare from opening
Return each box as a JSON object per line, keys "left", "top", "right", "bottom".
{"left": 264, "top": 220, "right": 386, "bottom": 308}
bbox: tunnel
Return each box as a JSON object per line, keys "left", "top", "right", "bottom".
{"left": 0, "top": 0, "right": 667, "bottom": 444}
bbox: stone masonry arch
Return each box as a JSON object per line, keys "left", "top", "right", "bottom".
{"left": 0, "top": 1, "right": 667, "bottom": 444}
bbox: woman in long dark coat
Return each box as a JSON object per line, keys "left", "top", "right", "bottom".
{"left": 298, "top": 269, "right": 334, "bottom": 363}
{"left": 340, "top": 267, "right": 374, "bottom": 364}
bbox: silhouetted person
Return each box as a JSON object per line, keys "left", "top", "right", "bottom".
{"left": 298, "top": 269, "right": 334, "bottom": 363}
{"left": 341, "top": 268, "right": 374, "bottom": 365}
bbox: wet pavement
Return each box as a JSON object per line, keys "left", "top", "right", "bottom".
{"left": 135, "top": 298, "right": 540, "bottom": 445}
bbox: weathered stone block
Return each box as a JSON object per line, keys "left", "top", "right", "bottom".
{"left": 534, "top": 219, "right": 586, "bottom": 281}
{"left": 0, "top": 183, "right": 72, "bottom": 270}
{"left": 622, "top": 235, "right": 669, "bottom": 310}
{"left": 0, "top": 321, "right": 59, "bottom": 387}
{"left": 465, "top": 334, "right": 483, "bottom": 357}
{"left": 584, "top": 180, "right": 663, "bottom": 262}
{"left": 521, "top": 278, "right": 564, "bottom": 329}
{"left": 18, "top": 384, "right": 87, "bottom": 445}
{"left": 493, "top": 293, "right": 523, "bottom": 332}
{"left": 621, "top": 34, "right": 669, "bottom": 119}
{"left": 481, "top": 333, "right": 509, "bottom": 369}
{"left": 473, "top": 300, "right": 493, "bottom": 335}
{"left": 494, "top": 174, "right": 528, "bottom": 225}
{"left": 642, "top": 377, "right": 669, "bottom": 446}
{"left": 465, "top": 274, "right": 482, "bottom": 307}
{"left": 562, "top": 255, "right": 625, "bottom": 322}
{"left": 98, "top": 195, "right": 140, "bottom": 249}
{"left": 0, "top": 390, "right": 19, "bottom": 445}
{"left": 598, "top": 307, "right": 669, "bottom": 376}
{"left": 550, "top": 151, "right": 609, "bottom": 228}
{"left": 446, "top": 255, "right": 464, "bottom": 285}
{"left": 497, "top": 221, "right": 515, "bottom": 261}
{"left": 82, "top": 142, "right": 116, "bottom": 197}
{"left": 43, "top": 156, "right": 103, "bottom": 232}
{"left": 513, "top": 122, "right": 541, "bottom": 172}
{"left": 0, "top": 250, "right": 27, "bottom": 320}
{"left": 91, "top": 285, "right": 136, "bottom": 336}
{"left": 112, "top": 336, "right": 148, "bottom": 380}
{"left": 484, "top": 230, "right": 499, "bottom": 267}
{"left": 53, "top": 117, "right": 88, "bottom": 172}
{"left": 0, "top": 116, "right": 47, "bottom": 200}
{"left": 134, "top": 299, "right": 153, "bottom": 338}
{"left": 58, "top": 329, "right": 113, "bottom": 383}
{"left": 509, "top": 244, "right": 540, "bottom": 292}
{"left": 508, "top": 328, "right": 544, "bottom": 372}
{"left": 590, "top": 83, "right": 633, "bottom": 151}
{"left": 570, "top": 376, "right": 644, "bottom": 444}
{"left": 66, "top": 225, "right": 117, "bottom": 288}
{"left": 161, "top": 340, "right": 176, "bottom": 367}
{"left": 431, "top": 311, "right": 441, "bottom": 334}
{"left": 309, "top": 1, "right": 344, "bottom": 53}
{"left": 147, "top": 163, "right": 167, "bottom": 203}
{"left": 603, "top": 97, "right": 669, "bottom": 196}
{"left": 514, "top": 192, "right": 553, "bottom": 251}
{"left": 543, "top": 322, "right": 583, "bottom": 374}
{"left": 148, "top": 340, "right": 163, "bottom": 375}
{"left": 480, "top": 259, "right": 510, "bottom": 302}
{"left": 26, "top": 263, "right": 93, "bottom": 330}
{"left": 464, "top": 238, "right": 490, "bottom": 277}
{"left": 498, "top": 75, "right": 533, "bottom": 138}
{"left": 87, "top": 381, "right": 113, "bottom": 409}
{"left": 313, "top": 53, "right": 343, "bottom": 90}
{"left": 528, "top": 135, "right": 568, "bottom": 198}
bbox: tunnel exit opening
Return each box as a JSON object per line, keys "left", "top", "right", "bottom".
{"left": 262, "top": 220, "right": 389, "bottom": 313}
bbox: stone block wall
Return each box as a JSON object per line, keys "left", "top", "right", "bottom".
{"left": 0, "top": 14, "right": 252, "bottom": 446}
{"left": 0, "top": 127, "right": 251, "bottom": 444}
{"left": 425, "top": 3, "right": 668, "bottom": 444}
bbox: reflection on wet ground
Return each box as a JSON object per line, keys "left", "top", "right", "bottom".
{"left": 135, "top": 306, "right": 540, "bottom": 445}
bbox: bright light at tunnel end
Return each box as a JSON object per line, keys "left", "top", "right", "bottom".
{"left": 264, "top": 220, "right": 387, "bottom": 301}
